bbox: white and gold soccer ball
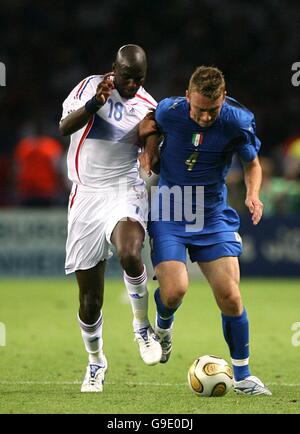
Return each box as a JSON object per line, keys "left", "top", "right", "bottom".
{"left": 188, "top": 355, "right": 233, "bottom": 397}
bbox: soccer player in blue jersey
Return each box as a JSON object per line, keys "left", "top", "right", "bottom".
{"left": 140, "top": 66, "right": 272, "bottom": 396}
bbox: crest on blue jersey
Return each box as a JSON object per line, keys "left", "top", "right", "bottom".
{"left": 192, "top": 133, "right": 203, "bottom": 147}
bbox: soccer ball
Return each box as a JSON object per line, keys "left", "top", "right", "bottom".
{"left": 188, "top": 355, "right": 233, "bottom": 397}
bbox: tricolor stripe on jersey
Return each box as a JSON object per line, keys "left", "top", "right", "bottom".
{"left": 135, "top": 93, "right": 156, "bottom": 108}
{"left": 75, "top": 76, "right": 97, "bottom": 100}
{"left": 75, "top": 116, "right": 95, "bottom": 182}
{"left": 70, "top": 184, "right": 78, "bottom": 209}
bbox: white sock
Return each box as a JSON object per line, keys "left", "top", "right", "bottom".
{"left": 77, "top": 312, "right": 105, "bottom": 365}
{"left": 123, "top": 265, "right": 150, "bottom": 332}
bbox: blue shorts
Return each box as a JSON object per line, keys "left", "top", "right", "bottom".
{"left": 149, "top": 227, "right": 243, "bottom": 267}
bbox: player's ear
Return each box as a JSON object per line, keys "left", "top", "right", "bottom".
{"left": 112, "top": 62, "right": 116, "bottom": 73}
{"left": 185, "top": 90, "right": 190, "bottom": 102}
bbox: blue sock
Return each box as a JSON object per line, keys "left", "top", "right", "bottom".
{"left": 222, "top": 308, "right": 251, "bottom": 381}
{"left": 154, "top": 288, "right": 180, "bottom": 329}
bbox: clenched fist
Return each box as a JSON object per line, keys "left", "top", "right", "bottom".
{"left": 96, "top": 72, "right": 115, "bottom": 106}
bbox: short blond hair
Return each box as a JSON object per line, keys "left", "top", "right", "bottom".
{"left": 188, "top": 66, "right": 225, "bottom": 99}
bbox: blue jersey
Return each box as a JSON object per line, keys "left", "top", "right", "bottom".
{"left": 154, "top": 96, "right": 260, "bottom": 222}
{"left": 149, "top": 96, "right": 260, "bottom": 265}
{"left": 157, "top": 96, "right": 260, "bottom": 175}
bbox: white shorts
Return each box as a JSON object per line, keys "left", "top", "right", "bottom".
{"left": 65, "top": 183, "right": 148, "bottom": 274}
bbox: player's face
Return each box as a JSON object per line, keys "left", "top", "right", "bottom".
{"left": 113, "top": 63, "right": 146, "bottom": 99}
{"left": 187, "top": 91, "right": 225, "bottom": 127}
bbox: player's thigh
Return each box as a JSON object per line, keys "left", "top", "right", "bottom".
{"left": 198, "top": 256, "right": 241, "bottom": 300}
{"left": 106, "top": 184, "right": 148, "bottom": 249}
{"left": 149, "top": 222, "right": 188, "bottom": 269}
{"left": 155, "top": 261, "right": 189, "bottom": 296}
{"left": 111, "top": 219, "right": 145, "bottom": 255}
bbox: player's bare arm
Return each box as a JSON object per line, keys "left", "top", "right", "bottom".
{"left": 138, "top": 113, "right": 161, "bottom": 176}
{"left": 243, "top": 156, "right": 263, "bottom": 225}
{"left": 139, "top": 132, "right": 161, "bottom": 176}
{"left": 59, "top": 73, "right": 114, "bottom": 136}
{"left": 138, "top": 111, "right": 157, "bottom": 144}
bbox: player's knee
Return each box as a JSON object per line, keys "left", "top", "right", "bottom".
{"left": 163, "top": 285, "right": 187, "bottom": 308}
{"left": 219, "top": 290, "right": 242, "bottom": 315}
{"left": 117, "top": 243, "right": 142, "bottom": 270}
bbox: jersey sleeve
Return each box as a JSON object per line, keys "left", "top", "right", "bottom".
{"left": 235, "top": 113, "right": 261, "bottom": 162}
{"left": 155, "top": 98, "right": 173, "bottom": 132}
{"left": 60, "top": 76, "right": 98, "bottom": 122}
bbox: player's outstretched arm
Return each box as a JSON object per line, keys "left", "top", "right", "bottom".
{"left": 59, "top": 73, "right": 114, "bottom": 136}
{"left": 243, "top": 156, "right": 264, "bottom": 225}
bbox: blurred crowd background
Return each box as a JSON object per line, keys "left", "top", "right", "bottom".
{"left": 1, "top": 0, "right": 300, "bottom": 215}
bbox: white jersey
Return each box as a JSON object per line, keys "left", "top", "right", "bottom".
{"left": 61, "top": 75, "right": 157, "bottom": 190}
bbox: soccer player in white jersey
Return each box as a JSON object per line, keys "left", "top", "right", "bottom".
{"left": 59, "top": 45, "right": 162, "bottom": 392}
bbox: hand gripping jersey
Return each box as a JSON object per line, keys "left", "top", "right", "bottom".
{"left": 61, "top": 75, "right": 157, "bottom": 190}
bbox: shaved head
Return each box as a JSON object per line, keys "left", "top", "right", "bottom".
{"left": 113, "top": 44, "right": 147, "bottom": 99}
{"left": 115, "top": 45, "right": 147, "bottom": 69}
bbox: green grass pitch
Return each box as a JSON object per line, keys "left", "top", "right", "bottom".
{"left": 0, "top": 277, "right": 299, "bottom": 414}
